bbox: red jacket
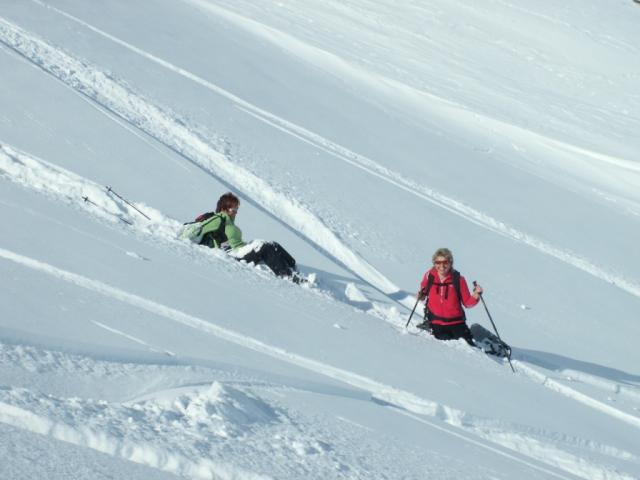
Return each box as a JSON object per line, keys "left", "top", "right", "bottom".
{"left": 420, "top": 268, "right": 478, "bottom": 326}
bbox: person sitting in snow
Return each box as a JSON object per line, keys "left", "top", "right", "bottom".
{"left": 189, "top": 192, "right": 299, "bottom": 280}
{"left": 415, "top": 247, "right": 482, "bottom": 345}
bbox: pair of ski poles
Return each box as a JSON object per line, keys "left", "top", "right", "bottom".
{"left": 106, "top": 186, "right": 151, "bottom": 219}
{"left": 406, "top": 283, "right": 515, "bottom": 373}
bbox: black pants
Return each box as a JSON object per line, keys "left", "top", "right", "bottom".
{"left": 239, "top": 241, "right": 296, "bottom": 277}
{"left": 432, "top": 323, "right": 475, "bottom": 346}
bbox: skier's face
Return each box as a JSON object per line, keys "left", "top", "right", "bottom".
{"left": 226, "top": 203, "right": 239, "bottom": 219}
{"left": 434, "top": 256, "right": 451, "bottom": 276}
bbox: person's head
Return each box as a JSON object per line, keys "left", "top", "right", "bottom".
{"left": 432, "top": 247, "right": 453, "bottom": 275}
{"left": 216, "top": 192, "right": 240, "bottom": 219}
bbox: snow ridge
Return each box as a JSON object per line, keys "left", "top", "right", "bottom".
{"left": 0, "top": 398, "right": 272, "bottom": 480}
{"left": 21, "top": 1, "right": 640, "bottom": 301}
{"left": 0, "top": 247, "right": 636, "bottom": 480}
{"left": 2, "top": 4, "right": 639, "bottom": 479}
{"left": 0, "top": 17, "right": 406, "bottom": 302}
{"left": 5, "top": 138, "right": 640, "bottom": 437}
{"left": 2, "top": 50, "right": 639, "bottom": 479}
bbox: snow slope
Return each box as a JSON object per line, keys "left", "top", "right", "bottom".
{"left": 1, "top": 0, "right": 639, "bottom": 479}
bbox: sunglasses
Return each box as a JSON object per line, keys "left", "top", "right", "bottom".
{"left": 434, "top": 260, "right": 450, "bottom": 266}
{"left": 228, "top": 207, "right": 239, "bottom": 213}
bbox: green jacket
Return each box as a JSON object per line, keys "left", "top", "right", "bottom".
{"left": 200, "top": 212, "right": 245, "bottom": 249}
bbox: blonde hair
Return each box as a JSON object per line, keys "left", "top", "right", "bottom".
{"left": 432, "top": 247, "right": 453, "bottom": 265}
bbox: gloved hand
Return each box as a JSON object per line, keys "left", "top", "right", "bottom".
{"left": 472, "top": 281, "right": 483, "bottom": 299}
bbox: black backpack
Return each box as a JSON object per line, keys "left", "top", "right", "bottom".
{"left": 181, "top": 212, "right": 227, "bottom": 248}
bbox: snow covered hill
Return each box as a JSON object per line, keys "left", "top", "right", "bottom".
{"left": 1, "top": 1, "right": 639, "bottom": 479}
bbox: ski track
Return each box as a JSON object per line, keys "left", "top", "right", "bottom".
{"left": 0, "top": 141, "right": 382, "bottom": 316}
{"left": 22, "top": 0, "right": 640, "bottom": 301}
{"left": 91, "top": 320, "right": 175, "bottom": 357}
{"left": 5, "top": 136, "right": 640, "bottom": 472}
{"left": 4, "top": 138, "right": 640, "bottom": 436}
{"left": 1, "top": 12, "right": 640, "bottom": 480}
{"left": 514, "top": 362, "right": 640, "bottom": 430}
{"left": 1, "top": 17, "right": 640, "bottom": 461}
{"left": 0, "top": 15, "right": 406, "bottom": 304}
{"left": 0, "top": 143, "right": 189, "bottom": 253}
{"left": 1, "top": 247, "right": 639, "bottom": 480}
{"left": 2, "top": 12, "right": 640, "bottom": 453}
{"left": 185, "top": 1, "right": 640, "bottom": 171}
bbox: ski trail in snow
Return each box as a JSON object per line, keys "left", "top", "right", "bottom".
{"left": 0, "top": 16, "right": 410, "bottom": 306}
{"left": 0, "top": 143, "right": 164, "bottom": 231}
{"left": 91, "top": 321, "right": 175, "bottom": 357}
{"left": 1, "top": 247, "right": 637, "bottom": 480}
{"left": 184, "top": 0, "right": 640, "bottom": 177}
{"left": 391, "top": 405, "right": 637, "bottom": 480}
{"left": 23, "top": 1, "right": 640, "bottom": 301}
{"left": 2, "top": 11, "right": 639, "bottom": 455}
{"left": 5, "top": 138, "right": 640, "bottom": 445}
{"left": 0, "top": 140, "right": 384, "bottom": 318}
{"left": 513, "top": 361, "right": 640, "bottom": 429}
{"left": 556, "top": 370, "right": 640, "bottom": 403}
{"left": 3, "top": 26, "right": 640, "bottom": 453}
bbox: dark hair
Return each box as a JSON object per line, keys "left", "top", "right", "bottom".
{"left": 215, "top": 192, "right": 240, "bottom": 213}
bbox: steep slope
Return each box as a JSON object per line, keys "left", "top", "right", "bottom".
{"left": 1, "top": 1, "right": 639, "bottom": 479}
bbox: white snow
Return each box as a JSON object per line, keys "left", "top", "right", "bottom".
{"left": 1, "top": 0, "right": 639, "bottom": 479}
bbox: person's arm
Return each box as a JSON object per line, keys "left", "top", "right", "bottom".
{"left": 224, "top": 222, "right": 246, "bottom": 249}
{"left": 460, "top": 276, "right": 481, "bottom": 307}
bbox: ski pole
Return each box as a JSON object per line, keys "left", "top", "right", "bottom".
{"left": 106, "top": 186, "right": 151, "bottom": 220}
{"left": 405, "top": 293, "right": 421, "bottom": 328}
{"left": 82, "top": 195, "right": 98, "bottom": 207}
{"left": 83, "top": 195, "right": 133, "bottom": 225}
{"left": 473, "top": 281, "right": 516, "bottom": 373}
